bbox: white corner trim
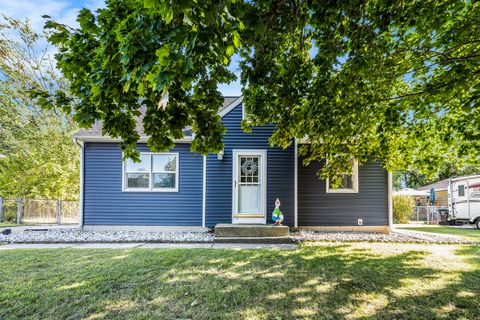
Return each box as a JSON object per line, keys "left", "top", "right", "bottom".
{"left": 74, "top": 139, "right": 85, "bottom": 228}
{"left": 294, "top": 139, "right": 298, "bottom": 228}
{"left": 326, "top": 160, "right": 359, "bottom": 193}
{"left": 202, "top": 155, "right": 206, "bottom": 228}
{"left": 218, "top": 96, "right": 243, "bottom": 118}
{"left": 388, "top": 171, "right": 393, "bottom": 227}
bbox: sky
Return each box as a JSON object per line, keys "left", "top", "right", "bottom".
{"left": 0, "top": 0, "right": 242, "bottom": 96}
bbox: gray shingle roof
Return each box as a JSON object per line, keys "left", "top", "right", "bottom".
{"left": 417, "top": 178, "right": 450, "bottom": 191}
{"left": 74, "top": 96, "right": 240, "bottom": 138}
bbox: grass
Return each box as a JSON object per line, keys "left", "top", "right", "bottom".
{"left": 399, "top": 225, "right": 480, "bottom": 242}
{"left": 0, "top": 222, "right": 19, "bottom": 228}
{"left": 0, "top": 243, "right": 479, "bottom": 319}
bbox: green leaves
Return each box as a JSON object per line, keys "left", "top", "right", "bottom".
{"left": 77, "top": 8, "right": 98, "bottom": 34}
{"left": 0, "top": 15, "right": 79, "bottom": 199}
{"left": 35, "top": 0, "right": 480, "bottom": 179}
{"left": 240, "top": 0, "right": 480, "bottom": 179}
{"left": 226, "top": 45, "right": 235, "bottom": 57}
{"left": 232, "top": 30, "right": 241, "bottom": 48}
{"left": 38, "top": 0, "right": 242, "bottom": 160}
{"left": 155, "top": 46, "right": 170, "bottom": 65}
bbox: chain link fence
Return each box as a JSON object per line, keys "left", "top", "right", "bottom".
{"left": 0, "top": 198, "right": 79, "bottom": 225}
{"left": 409, "top": 206, "right": 448, "bottom": 224}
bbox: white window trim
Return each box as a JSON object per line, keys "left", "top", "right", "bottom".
{"left": 326, "top": 160, "right": 359, "bottom": 194}
{"left": 122, "top": 152, "right": 179, "bottom": 192}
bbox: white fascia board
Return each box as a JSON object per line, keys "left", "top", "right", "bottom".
{"left": 218, "top": 96, "right": 244, "bottom": 118}
{"left": 74, "top": 135, "right": 193, "bottom": 143}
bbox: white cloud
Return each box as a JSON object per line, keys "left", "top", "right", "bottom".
{"left": 0, "top": 0, "right": 105, "bottom": 32}
{"left": 0, "top": 0, "right": 241, "bottom": 95}
{"left": 0, "top": 0, "right": 106, "bottom": 66}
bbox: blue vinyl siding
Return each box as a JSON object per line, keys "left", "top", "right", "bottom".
{"left": 298, "top": 159, "right": 388, "bottom": 226}
{"left": 82, "top": 102, "right": 388, "bottom": 228}
{"left": 205, "top": 104, "right": 295, "bottom": 227}
{"left": 83, "top": 143, "right": 203, "bottom": 226}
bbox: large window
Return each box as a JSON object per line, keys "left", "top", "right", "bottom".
{"left": 123, "top": 153, "right": 178, "bottom": 192}
{"left": 326, "top": 160, "right": 359, "bottom": 193}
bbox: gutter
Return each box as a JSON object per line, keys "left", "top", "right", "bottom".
{"left": 72, "top": 135, "right": 193, "bottom": 143}
{"left": 73, "top": 138, "right": 84, "bottom": 229}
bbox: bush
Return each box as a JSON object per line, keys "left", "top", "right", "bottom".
{"left": 393, "top": 194, "right": 415, "bottom": 223}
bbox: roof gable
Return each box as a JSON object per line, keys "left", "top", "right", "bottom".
{"left": 74, "top": 96, "right": 242, "bottom": 140}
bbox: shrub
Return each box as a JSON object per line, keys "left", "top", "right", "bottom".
{"left": 393, "top": 194, "right": 415, "bottom": 223}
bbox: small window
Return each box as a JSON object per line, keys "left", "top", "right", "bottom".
{"left": 458, "top": 185, "right": 465, "bottom": 197}
{"left": 326, "top": 160, "right": 359, "bottom": 193}
{"left": 123, "top": 153, "right": 179, "bottom": 192}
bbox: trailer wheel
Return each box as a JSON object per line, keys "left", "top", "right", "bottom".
{"left": 476, "top": 219, "right": 480, "bottom": 230}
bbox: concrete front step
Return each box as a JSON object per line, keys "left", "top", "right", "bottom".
{"left": 214, "top": 224, "right": 289, "bottom": 238}
{"left": 214, "top": 236, "right": 294, "bottom": 244}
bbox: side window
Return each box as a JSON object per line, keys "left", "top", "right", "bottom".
{"left": 123, "top": 153, "right": 179, "bottom": 192}
{"left": 458, "top": 185, "right": 465, "bottom": 197}
{"left": 326, "top": 160, "right": 359, "bottom": 193}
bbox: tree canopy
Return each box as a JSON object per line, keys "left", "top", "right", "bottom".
{"left": 36, "top": 0, "right": 480, "bottom": 180}
{"left": 0, "top": 15, "right": 79, "bottom": 199}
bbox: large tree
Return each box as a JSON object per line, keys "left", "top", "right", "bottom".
{"left": 0, "top": 15, "right": 79, "bottom": 199}
{"left": 36, "top": 0, "right": 480, "bottom": 181}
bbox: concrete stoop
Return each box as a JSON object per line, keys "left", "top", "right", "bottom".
{"left": 214, "top": 236, "right": 293, "bottom": 244}
{"left": 214, "top": 224, "right": 293, "bottom": 244}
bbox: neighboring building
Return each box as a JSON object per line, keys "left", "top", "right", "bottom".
{"left": 417, "top": 178, "right": 450, "bottom": 207}
{"left": 73, "top": 97, "right": 392, "bottom": 233}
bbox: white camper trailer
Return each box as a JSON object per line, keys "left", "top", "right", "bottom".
{"left": 448, "top": 175, "right": 480, "bottom": 229}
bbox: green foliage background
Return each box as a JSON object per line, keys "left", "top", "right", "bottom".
{"left": 393, "top": 195, "right": 415, "bottom": 224}
{"left": 0, "top": 15, "right": 79, "bottom": 200}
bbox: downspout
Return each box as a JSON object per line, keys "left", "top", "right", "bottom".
{"left": 387, "top": 172, "right": 393, "bottom": 232}
{"left": 294, "top": 138, "right": 298, "bottom": 228}
{"left": 73, "top": 138, "right": 84, "bottom": 229}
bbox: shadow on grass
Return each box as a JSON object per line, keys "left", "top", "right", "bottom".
{"left": 0, "top": 244, "right": 478, "bottom": 319}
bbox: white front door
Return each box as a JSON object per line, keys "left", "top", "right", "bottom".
{"left": 232, "top": 150, "right": 267, "bottom": 224}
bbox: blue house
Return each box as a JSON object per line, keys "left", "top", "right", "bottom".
{"left": 73, "top": 97, "right": 392, "bottom": 233}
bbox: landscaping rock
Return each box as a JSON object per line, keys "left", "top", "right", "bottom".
{"left": 291, "top": 230, "right": 476, "bottom": 244}
{"left": 0, "top": 229, "right": 214, "bottom": 244}
{"left": 0, "top": 228, "right": 475, "bottom": 245}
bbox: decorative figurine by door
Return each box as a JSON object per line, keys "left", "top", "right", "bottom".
{"left": 272, "top": 198, "right": 284, "bottom": 225}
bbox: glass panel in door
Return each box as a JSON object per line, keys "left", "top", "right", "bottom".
{"left": 238, "top": 156, "right": 262, "bottom": 214}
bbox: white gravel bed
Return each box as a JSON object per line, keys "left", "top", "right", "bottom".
{"left": 0, "top": 229, "right": 214, "bottom": 244}
{"left": 0, "top": 228, "right": 475, "bottom": 244}
{"left": 291, "top": 230, "right": 476, "bottom": 244}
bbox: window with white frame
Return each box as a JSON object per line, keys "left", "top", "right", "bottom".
{"left": 326, "top": 160, "right": 359, "bottom": 193}
{"left": 123, "top": 153, "right": 178, "bottom": 191}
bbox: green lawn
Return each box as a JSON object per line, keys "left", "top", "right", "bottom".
{"left": 0, "top": 222, "right": 19, "bottom": 228}
{"left": 400, "top": 225, "right": 480, "bottom": 242}
{"left": 0, "top": 243, "right": 479, "bottom": 319}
